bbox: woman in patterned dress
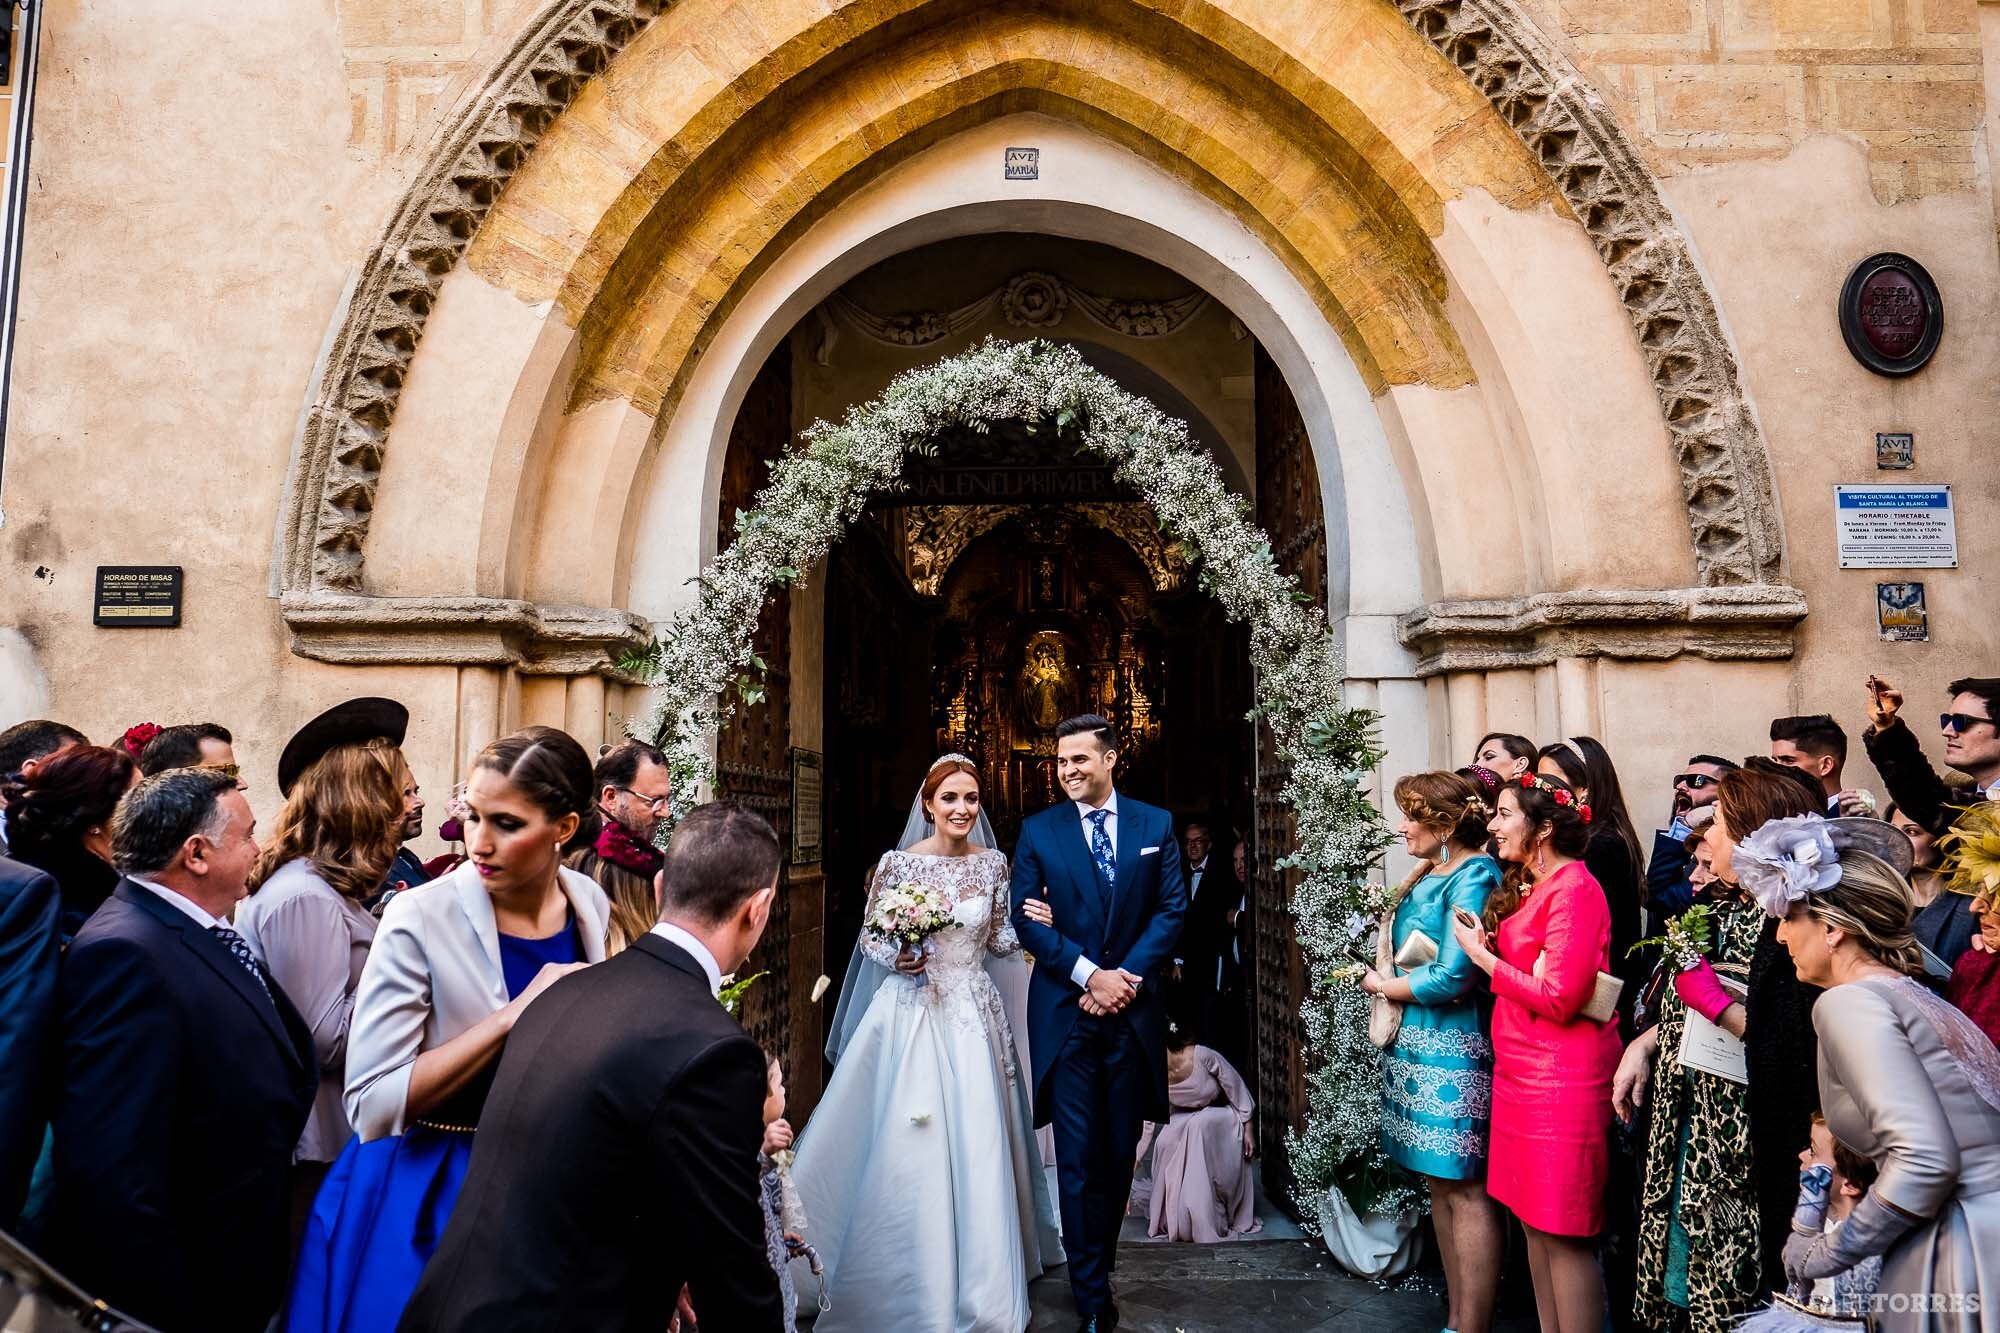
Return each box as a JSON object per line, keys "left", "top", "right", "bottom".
{"left": 1625, "top": 824, "right": 1766, "bottom": 1332}
{"left": 1361, "top": 771, "right": 1504, "bottom": 1333}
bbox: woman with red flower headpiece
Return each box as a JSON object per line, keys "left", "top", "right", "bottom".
{"left": 1453, "top": 773, "right": 1623, "bottom": 1333}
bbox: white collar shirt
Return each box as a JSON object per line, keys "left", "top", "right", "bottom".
{"left": 1074, "top": 789, "right": 1120, "bottom": 858}
{"left": 649, "top": 920, "right": 723, "bottom": 998}
{"left": 131, "top": 875, "right": 232, "bottom": 931}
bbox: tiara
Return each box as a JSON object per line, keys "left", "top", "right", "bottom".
{"left": 929, "top": 753, "right": 976, "bottom": 772}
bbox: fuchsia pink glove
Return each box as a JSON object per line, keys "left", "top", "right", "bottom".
{"left": 1673, "top": 958, "right": 1735, "bottom": 1023}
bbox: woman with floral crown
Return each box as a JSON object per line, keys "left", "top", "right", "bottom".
{"left": 788, "top": 754, "right": 1062, "bottom": 1332}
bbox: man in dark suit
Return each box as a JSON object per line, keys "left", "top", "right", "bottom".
{"left": 50, "top": 768, "right": 314, "bottom": 1332}
{"left": 1169, "top": 820, "right": 1245, "bottom": 1060}
{"left": 401, "top": 802, "right": 786, "bottom": 1333}
{"left": 1011, "top": 715, "right": 1186, "bottom": 1333}
{"left": 0, "top": 855, "right": 59, "bottom": 1229}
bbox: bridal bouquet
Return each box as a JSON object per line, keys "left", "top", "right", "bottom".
{"left": 867, "top": 880, "right": 956, "bottom": 955}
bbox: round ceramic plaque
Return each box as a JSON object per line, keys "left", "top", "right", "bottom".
{"left": 1838, "top": 252, "right": 1943, "bottom": 377}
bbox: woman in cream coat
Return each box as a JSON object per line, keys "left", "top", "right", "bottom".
{"left": 1742, "top": 816, "right": 2000, "bottom": 1333}
{"left": 282, "top": 727, "right": 611, "bottom": 1333}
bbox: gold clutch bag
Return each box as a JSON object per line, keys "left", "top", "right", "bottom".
{"left": 1532, "top": 952, "right": 1625, "bottom": 1026}
{"left": 1393, "top": 929, "right": 1438, "bottom": 972}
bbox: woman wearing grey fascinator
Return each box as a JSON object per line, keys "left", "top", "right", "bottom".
{"left": 1757, "top": 823, "right": 2000, "bottom": 1333}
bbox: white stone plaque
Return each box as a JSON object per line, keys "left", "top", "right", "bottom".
{"left": 1834, "top": 484, "right": 1956, "bottom": 569}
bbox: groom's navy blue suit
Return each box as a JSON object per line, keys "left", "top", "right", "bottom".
{"left": 1012, "top": 792, "right": 1185, "bottom": 1318}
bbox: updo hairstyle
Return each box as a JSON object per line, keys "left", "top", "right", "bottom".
{"left": 472, "top": 726, "right": 601, "bottom": 854}
{"left": 1392, "top": 771, "right": 1489, "bottom": 850}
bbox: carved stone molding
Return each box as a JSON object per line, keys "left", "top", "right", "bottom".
{"left": 282, "top": 593, "right": 652, "bottom": 677}
{"left": 826, "top": 270, "right": 1211, "bottom": 354}
{"left": 281, "top": 0, "right": 1789, "bottom": 604}
{"left": 1395, "top": 585, "right": 1809, "bottom": 675}
{"left": 282, "top": 0, "right": 665, "bottom": 594}
{"left": 1393, "top": 0, "right": 1783, "bottom": 588}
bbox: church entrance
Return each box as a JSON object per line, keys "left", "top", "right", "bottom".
{"left": 707, "top": 233, "right": 1334, "bottom": 1201}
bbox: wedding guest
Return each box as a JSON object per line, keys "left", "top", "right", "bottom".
{"left": 1359, "top": 770, "right": 1502, "bottom": 1333}
{"left": 1536, "top": 737, "right": 1644, "bottom": 1036}
{"left": 1644, "top": 755, "right": 1737, "bottom": 922}
{"left": 1623, "top": 784, "right": 1779, "bottom": 1330}
{"left": 136, "top": 721, "right": 239, "bottom": 784}
{"left": 1783, "top": 1113, "right": 1883, "bottom": 1318}
{"left": 281, "top": 726, "right": 610, "bottom": 1333}
{"left": 1862, "top": 674, "right": 2000, "bottom": 835}
{"left": 374, "top": 760, "right": 434, "bottom": 908}
{"left": 400, "top": 802, "right": 785, "bottom": 1333}
{"left": 1941, "top": 806, "right": 2000, "bottom": 1048}
{"left": 1889, "top": 800, "right": 1976, "bottom": 967}
{"left": 233, "top": 699, "right": 411, "bottom": 1244}
{"left": 0, "top": 720, "right": 86, "bottom": 855}
{"left": 566, "top": 742, "right": 668, "bottom": 953}
{"left": 0, "top": 856, "right": 60, "bottom": 1230}
{"left": 1770, "top": 714, "right": 1872, "bottom": 815}
{"left": 758, "top": 1052, "right": 803, "bottom": 1330}
{"left": 1749, "top": 823, "right": 2000, "bottom": 1329}
{"left": 1, "top": 744, "right": 137, "bottom": 939}
{"left": 50, "top": 768, "right": 315, "bottom": 1332}
{"left": 1473, "top": 732, "right": 1535, "bottom": 782}
{"left": 1171, "top": 822, "right": 1242, "bottom": 1054}
{"left": 1454, "top": 774, "right": 1622, "bottom": 1333}
{"left": 1134, "top": 1028, "right": 1259, "bottom": 1244}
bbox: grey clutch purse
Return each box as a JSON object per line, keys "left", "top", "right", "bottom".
{"left": 1393, "top": 929, "right": 1438, "bottom": 972}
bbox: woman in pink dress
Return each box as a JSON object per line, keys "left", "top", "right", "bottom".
{"left": 1136, "top": 1029, "right": 1260, "bottom": 1243}
{"left": 1453, "top": 773, "right": 1622, "bottom": 1333}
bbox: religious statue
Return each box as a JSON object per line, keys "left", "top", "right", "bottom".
{"left": 1019, "top": 637, "right": 1073, "bottom": 732}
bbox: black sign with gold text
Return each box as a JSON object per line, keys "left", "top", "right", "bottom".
{"left": 93, "top": 566, "right": 182, "bottom": 628}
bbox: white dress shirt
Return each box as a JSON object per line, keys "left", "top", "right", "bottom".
{"left": 130, "top": 875, "right": 231, "bottom": 930}
{"left": 649, "top": 920, "right": 723, "bottom": 998}
{"left": 1071, "top": 791, "right": 1121, "bottom": 991}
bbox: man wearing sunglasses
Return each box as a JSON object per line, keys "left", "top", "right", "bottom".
{"left": 1642, "top": 755, "right": 1738, "bottom": 919}
{"left": 1862, "top": 674, "right": 2000, "bottom": 836}
{"left": 136, "top": 722, "right": 244, "bottom": 791}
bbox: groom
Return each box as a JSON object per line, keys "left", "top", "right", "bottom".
{"left": 1012, "top": 715, "right": 1186, "bottom": 1332}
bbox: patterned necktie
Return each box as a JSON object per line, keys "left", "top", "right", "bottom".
{"left": 209, "top": 925, "right": 275, "bottom": 1005}
{"left": 1087, "top": 808, "right": 1116, "bottom": 898}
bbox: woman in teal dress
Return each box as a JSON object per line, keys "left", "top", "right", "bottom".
{"left": 1362, "top": 770, "right": 1504, "bottom": 1333}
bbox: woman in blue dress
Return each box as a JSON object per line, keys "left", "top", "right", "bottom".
{"left": 282, "top": 727, "right": 612, "bottom": 1333}
{"left": 1361, "top": 769, "right": 1504, "bottom": 1333}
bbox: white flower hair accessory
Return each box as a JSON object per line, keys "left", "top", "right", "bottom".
{"left": 1735, "top": 814, "right": 1842, "bottom": 917}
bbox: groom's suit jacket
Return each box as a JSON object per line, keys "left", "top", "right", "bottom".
{"left": 1011, "top": 793, "right": 1186, "bottom": 1121}
{"left": 399, "top": 933, "right": 782, "bottom": 1333}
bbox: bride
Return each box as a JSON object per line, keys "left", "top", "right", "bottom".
{"left": 790, "top": 755, "right": 1063, "bottom": 1332}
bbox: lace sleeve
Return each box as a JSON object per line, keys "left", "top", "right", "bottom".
{"left": 987, "top": 852, "right": 1021, "bottom": 958}
{"left": 858, "top": 855, "right": 901, "bottom": 969}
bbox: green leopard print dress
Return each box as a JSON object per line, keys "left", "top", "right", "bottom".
{"left": 1633, "top": 898, "right": 1765, "bottom": 1333}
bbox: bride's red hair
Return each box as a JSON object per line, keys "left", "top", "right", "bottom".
{"left": 921, "top": 758, "right": 982, "bottom": 821}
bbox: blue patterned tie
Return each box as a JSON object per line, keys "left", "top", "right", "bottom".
{"left": 1087, "top": 807, "right": 1116, "bottom": 899}
{"left": 209, "top": 925, "right": 275, "bottom": 1005}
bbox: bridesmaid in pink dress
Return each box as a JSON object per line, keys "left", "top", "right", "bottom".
{"left": 1136, "top": 1030, "right": 1261, "bottom": 1243}
{"left": 1454, "top": 773, "right": 1622, "bottom": 1333}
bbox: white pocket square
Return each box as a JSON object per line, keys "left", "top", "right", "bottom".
{"left": 1140, "top": 846, "right": 1160, "bottom": 855}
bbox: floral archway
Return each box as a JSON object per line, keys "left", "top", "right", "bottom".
{"left": 627, "top": 338, "right": 1409, "bottom": 1226}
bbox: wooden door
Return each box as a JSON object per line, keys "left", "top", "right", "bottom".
{"left": 1250, "top": 343, "right": 1328, "bottom": 1195}
{"left": 713, "top": 341, "right": 825, "bottom": 1118}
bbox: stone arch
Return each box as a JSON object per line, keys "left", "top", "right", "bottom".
{"left": 280, "top": 0, "right": 1785, "bottom": 612}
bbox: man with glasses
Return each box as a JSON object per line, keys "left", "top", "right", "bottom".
{"left": 594, "top": 740, "right": 673, "bottom": 847}
{"left": 1643, "top": 754, "right": 1738, "bottom": 919}
{"left": 1863, "top": 674, "right": 2000, "bottom": 835}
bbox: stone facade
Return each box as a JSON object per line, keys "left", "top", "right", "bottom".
{"left": 0, "top": 0, "right": 1995, "bottom": 854}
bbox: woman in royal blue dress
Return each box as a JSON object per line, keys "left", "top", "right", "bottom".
{"left": 1360, "top": 769, "right": 1504, "bottom": 1333}
{"left": 282, "top": 727, "right": 611, "bottom": 1333}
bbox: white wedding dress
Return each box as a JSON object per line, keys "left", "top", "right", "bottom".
{"left": 790, "top": 848, "right": 1063, "bottom": 1332}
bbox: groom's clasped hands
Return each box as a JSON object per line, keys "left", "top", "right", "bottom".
{"left": 1019, "top": 896, "right": 1142, "bottom": 1015}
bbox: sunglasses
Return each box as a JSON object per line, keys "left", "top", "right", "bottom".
{"left": 1673, "top": 772, "right": 1719, "bottom": 789}
{"left": 1941, "top": 713, "right": 1996, "bottom": 735}
{"left": 199, "top": 762, "right": 243, "bottom": 782}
